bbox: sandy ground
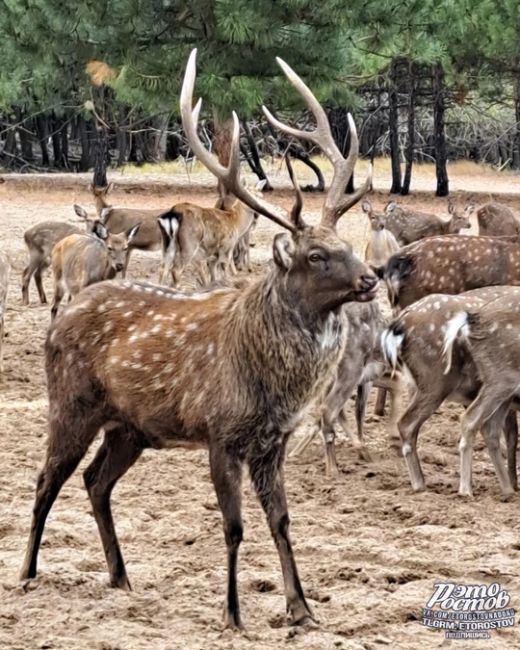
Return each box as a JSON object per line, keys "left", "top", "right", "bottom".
{"left": 0, "top": 177, "right": 519, "bottom": 650}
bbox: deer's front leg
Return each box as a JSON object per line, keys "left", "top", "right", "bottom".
{"left": 249, "top": 442, "right": 316, "bottom": 627}
{"left": 209, "top": 445, "right": 244, "bottom": 630}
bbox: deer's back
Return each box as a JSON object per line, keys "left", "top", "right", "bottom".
{"left": 52, "top": 234, "right": 111, "bottom": 293}
{"left": 103, "top": 207, "right": 166, "bottom": 250}
{"left": 24, "top": 221, "right": 82, "bottom": 254}
{"left": 477, "top": 203, "right": 520, "bottom": 238}
{"left": 386, "top": 210, "right": 443, "bottom": 244}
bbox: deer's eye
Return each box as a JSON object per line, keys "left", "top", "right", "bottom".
{"left": 308, "top": 251, "right": 326, "bottom": 263}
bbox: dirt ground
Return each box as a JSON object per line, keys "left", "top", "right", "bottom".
{"left": 0, "top": 177, "right": 519, "bottom": 650}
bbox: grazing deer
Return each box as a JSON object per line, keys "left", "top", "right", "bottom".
{"left": 21, "top": 206, "right": 100, "bottom": 305}
{"left": 442, "top": 286, "right": 520, "bottom": 498}
{"left": 361, "top": 200, "right": 400, "bottom": 266}
{"left": 50, "top": 223, "right": 140, "bottom": 319}
{"left": 467, "top": 200, "right": 520, "bottom": 238}
{"left": 20, "top": 49, "right": 376, "bottom": 630}
{"left": 289, "top": 301, "right": 402, "bottom": 476}
{"left": 0, "top": 252, "right": 10, "bottom": 373}
{"left": 377, "top": 234, "right": 520, "bottom": 310}
{"left": 384, "top": 200, "right": 471, "bottom": 245}
{"left": 382, "top": 286, "right": 518, "bottom": 497}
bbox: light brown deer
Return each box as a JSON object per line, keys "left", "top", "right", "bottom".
{"left": 50, "top": 222, "right": 140, "bottom": 319}
{"left": 444, "top": 288, "right": 520, "bottom": 498}
{"left": 157, "top": 195, "right": 256, "bottom": 287}
{"left": 361, "top": 200, "right": 400, "bottom": 266}
{"left": 20, "top": 49, "right": 375, "bottom": 630}
{"left": 377, "top": 234, "right": 520, "bottom": 310}
{"left": 0, "top": 252, "right": 10, "bottom": 374}
{"left": 382, "top": 286, "right": 518, "bottom": 498}
{"left": 384, "top": 200, "right": 471, "bottom": 245}
{"left": 468, "top": 200, "right": 520, "bottom": 238}
{"left": 21, "top": 209, "right": 98, "bottom": 305}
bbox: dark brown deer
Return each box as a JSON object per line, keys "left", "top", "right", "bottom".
{"left": 384, "top": 200, "right": 471, "bottom": 245}
{"left": 21, "top": 206, "right": 98, "bottom": 305}
{"left": 50, "top": 223, "right": 140, "bottom": 319}
{"left": 382, "top": 286, "right": 518, "bottom": 498}
{"left": 442, "top": 286, "right": 520, "bottom": 498}
{"left": 0, "top": 251, "right": 9, "bottom": 373}
{"left": 20, "top": 49, "right": 375, "bottom": 630}
{"left": 377, "top": 234, "right": 520, "bottom": 310}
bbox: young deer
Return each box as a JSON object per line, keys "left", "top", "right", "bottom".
{"left": 384, "top": 200, "right": 471, "bottom": 245}
{"left": 378, "top": 234, "right": 520, "bottom": 310}
{"left": 468, "top": 200, "right": 520, "bottom": 238}
{"left": 382, "top": 286, "right": 518, "bottom": 497}
{"left": 50, "top": 222, "right": 140, "bottom": 319}
{"left": 20, "top": 49, "right": 376, "bottom": 630}
{"left": 91, "top": 184, "right": 171, "bottom": 278}
{"left": 361, "top": 200, "right": 400, "bottom": 266}
{"left": 21, "top": 210, "right": 96, "bottom": 305}
{"left": 0, "top": 252, "right": 10, "bottom": 373}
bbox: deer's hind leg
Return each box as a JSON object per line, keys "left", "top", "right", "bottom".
{"left": 20, "top": 413, "right": 101, "bottom": 582}
{"left": 83, "top": 424, "right": 146, "bottom": 590}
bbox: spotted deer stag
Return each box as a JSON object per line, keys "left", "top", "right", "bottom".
{"left": 382, "top": 287, "right": 518, "bottom": 498}
{"left": 361, "top": 200, "right": 400, "bottom": 266}
{"left": 0, "top": 252, "right": 10, "bottom": 373}
{"left": 20, "top": 49, "right": 376, "bottom": 630}
{"left": 377, "top": 234, "right": 520, "bottom": 310}
{"left": 21, "top": 205, "right": 99, "bottom": 305}
{"left": 384, "top": 200, "right": 471, "bottom": 246}
{"left": 50, "top": 222, "right": 140, "bottom": 318}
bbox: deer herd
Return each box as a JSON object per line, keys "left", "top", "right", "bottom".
{"left": 0, "top": 48, "right": 517, "bottom": 629}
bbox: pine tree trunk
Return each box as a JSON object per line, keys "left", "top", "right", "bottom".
{"left": 17, "top": 112, "right": 34, "bottom": 162}
{"left": 60, "top": 119, "right": 69, "bottom": 169}
{"left": 51, "top": 115, "right": 64, "bottom": 168}
{"left": 389, "top": 60, "right": 402, "bottom": 194}
{"left": 242, "top": 120, "right": 272, "bottom": 190}
{"left": 401, "top": 60, "right": 416, "bottom": 196}
{"left": 433, "top": 62, "right": 449, "bottom": 197}
{"left": 154, "top": 115, "right": 169, "bottom": 162}
{"left": 78, "top": 116, "right": 91, "bottom": 172}
{"left": 35, "top": 115, "right": 50, "bottom": 167}
{"left": 93, "top": 127, "right": 108, "bottom": 187}
{"left": 512, "top": 71, "right": 520, "bottom": 170}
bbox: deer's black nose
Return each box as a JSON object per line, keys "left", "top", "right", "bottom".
{"left": 115, "top": 263, "right": 124, "bottom": 272}
{"left": 359, "top": 273, "right": 378, "bottom": 292}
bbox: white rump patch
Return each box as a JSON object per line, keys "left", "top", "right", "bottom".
{"left": 380, "top": 328, "right": 404, "bottom": 371}
{"left": 441, "top": 311, "right": 469, "bottom": 374}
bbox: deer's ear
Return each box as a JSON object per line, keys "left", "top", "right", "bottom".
{"left": 361, "top": 200, "right": 371, "bottom": 214}
{"left": 74, "top": 204, "right": 88, "bottom": 219}
{"left": 93, "top": 222, "right": 108, "bottom": 241}
{"left": 385, "top": 201, "right": 397, "bottom": 213}
{"left": 273, "top": 233, "right": 295, "bottom": 271}
{"left": 105, "top": 182, "right": 114, "bottom": 194}
{"left": 447, "top": 199, "right": 455, "bottom": 214}
{"left": 126, "top": 223, "right": 140, "bottom": 243}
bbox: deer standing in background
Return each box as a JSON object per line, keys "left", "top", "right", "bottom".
{"left": 50, "top": 223, "right": 140, "bottom": 319}
{"left": 0, "top": 252, "right": 10, "bottom": 373}
{"left": 20, "top": 49, "right": 376, "bottom": 630}
{"left": 21, "top": 206, "right": 100, "bottom": 305}
{"left": 381, "top": 287, "right": 518, "bottom": 498}
{"left": 384, "top": 200, "right": 471, "bottom": 245}
{"left": 90, "top": 184, "right": 170, "bottom": 278}
{"left": 377, "top": 234, "right": 520, "bottom": 310}
{"left": 361, "top": 200, "right": 400, "bottom": 266}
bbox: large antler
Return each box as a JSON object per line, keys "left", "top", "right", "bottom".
{"left": 262, "top": 58, "right": 372, "bottom": 231}
{"left": 180, "top": 49, "right": 301, "bottom": 234}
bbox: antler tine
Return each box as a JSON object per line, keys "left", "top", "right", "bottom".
{"left": 263, "top": 59, "right": 372, "bottom": 230}
{"left": 180, "top": 49, "right": 298, "bottom": 233}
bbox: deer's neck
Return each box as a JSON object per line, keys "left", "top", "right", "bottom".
{"left": 94, "top": 195, "right": 110, "bottom": 214}
{"left": 226, "top": 271, "right": 346, "bottom": 423}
